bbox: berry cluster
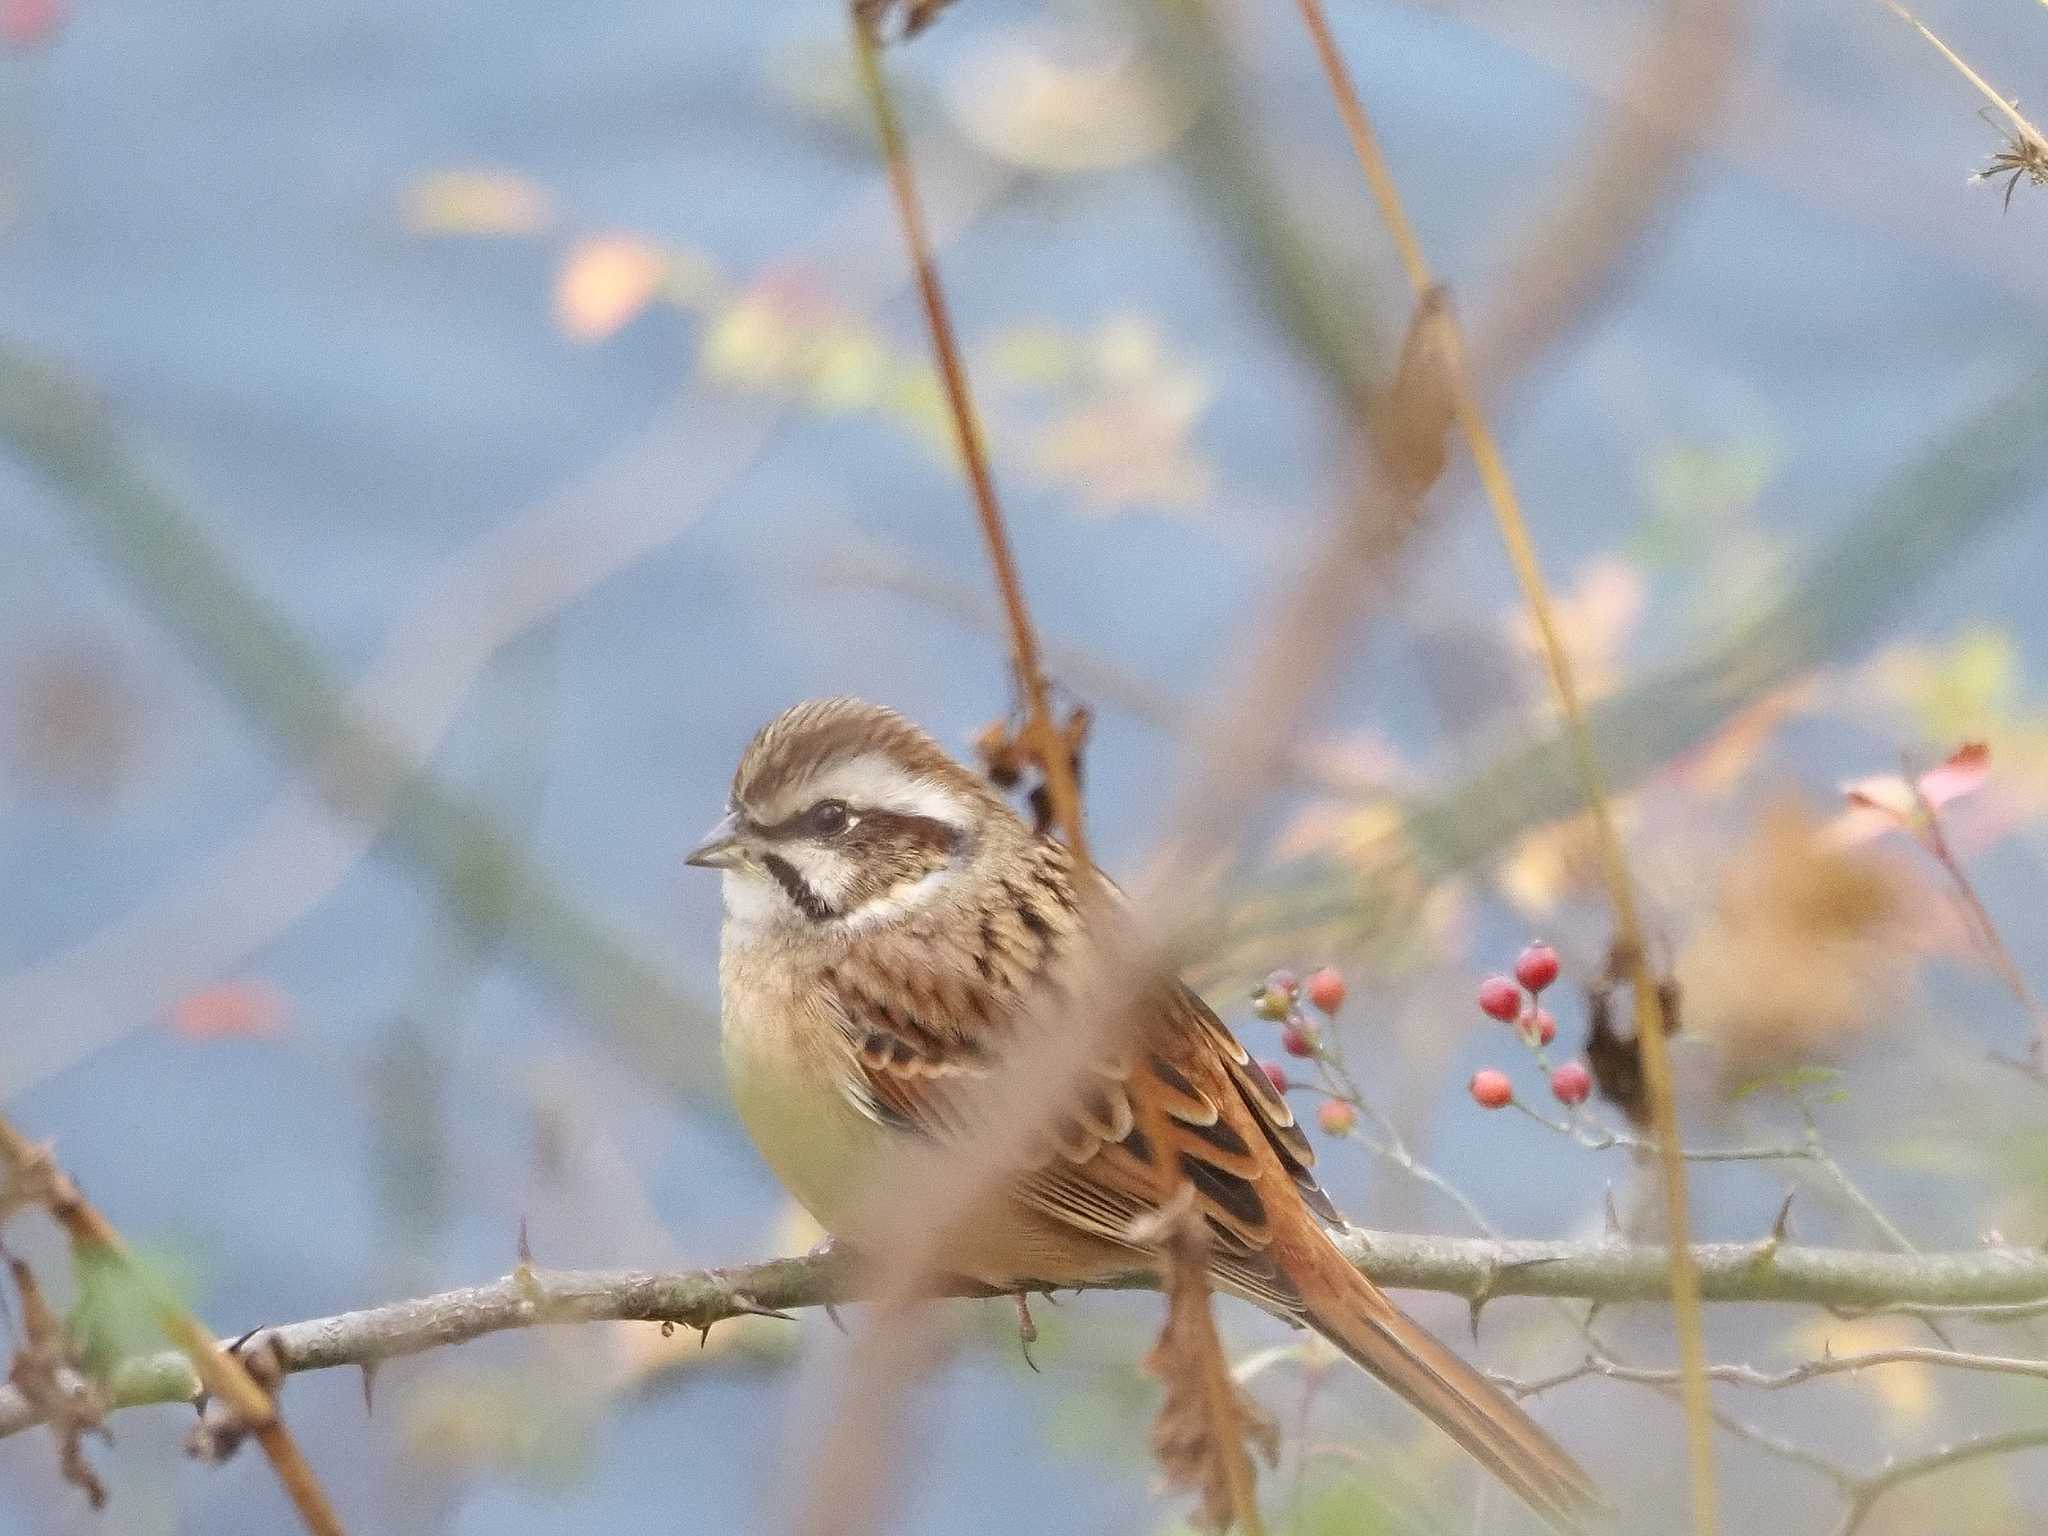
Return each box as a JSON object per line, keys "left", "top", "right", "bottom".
{"left": 1251, "top": 966, "right": 1356, "bottom": 1135}
{"left": 1467, "top": 942, "right": 1592, "bottom": 1111}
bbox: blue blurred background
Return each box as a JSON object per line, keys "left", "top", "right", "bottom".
{"left": 5, "top": 1, "right": 2048, "bottom": 1531}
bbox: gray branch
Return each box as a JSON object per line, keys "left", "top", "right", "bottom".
{"left": 9, "top": 1229, "right": 2048, "bottom": 1440}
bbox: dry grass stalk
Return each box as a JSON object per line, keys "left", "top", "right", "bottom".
{"left": 1879, "top": 1, "right": 2048, "bottom": 209}
{"left": 1280, "top": 0, "right": 1746, "bottom": 1528}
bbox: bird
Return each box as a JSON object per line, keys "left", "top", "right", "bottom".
{"left": 685, "top": 696, "right": 1598, "bottom": 1527}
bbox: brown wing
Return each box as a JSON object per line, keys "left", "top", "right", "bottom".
{"left": 821, "top": 889, "right": 1337, "bottom": 1314}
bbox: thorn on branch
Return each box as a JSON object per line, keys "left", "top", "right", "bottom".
{"left": 1753, "top": 1194, "right": 1797, "bottom": 1266}
{"left": 697, "top": 1291, "right": 799, "bottom": 1345}
{"left": 186, "top": 1332, "right": 286, "bottom": 1466}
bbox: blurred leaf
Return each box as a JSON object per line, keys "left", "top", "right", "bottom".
{"left": 990, "top": 323, "right": 1079, "bottom": 386}
{"left": 554, "top": 235, "right": 667, "bottom": 342}
{"left": 399, "top": 1367, "right": 597, "bottom": 1487}
{"left": 1834, "top": 741, "right": 1991, "bottom": 846}
{"left": 1044, "top": 1361, "right": 1157, "bottom": 1466}
{"left": 8, "top": 639, "right": 143, "bottom": 804}
{"left": 1727, "top": 1064, "right": 1844, "bottom": 1102}
{"left": 1390, "top": 364, "right": 2048, "bottom": 888}
{"left": 1682, "top": 801, "right": 1915, "bottom": 1082}
{"left": 1793, "top": 1316, "right": 1936, "bottom": 1424}
{"left": 0, "top": 345, "right": 718, "bottom": 1109}
{"left": 68, "top": 1243, "right": 199, "bottom": 1378}
{"left": 1503, "top": 557, "right": 1646, "bottom": 701}
{"left": 1, "top": 0, "right": 64, "bottom": 51}
{"left": 168, "top": 978, "right": 289, "bottom": 1041}
{"left": 1664, "top": 680, "right": 1816, "bottom": 799}
{"left": 400, "top": 169, "right": 554, "bottom": 237}
{"left": 1870, "top": 626, "right": 2020, "bottom": 743}
{"left": 1631, "top": 436, "right": 1781, "bottom": 567}
{"left": 1282, "top": 1477, "right": 1419, "bottom": 1536}
{"left": 949, "top": 25, "right": 1192, "bottom": 173}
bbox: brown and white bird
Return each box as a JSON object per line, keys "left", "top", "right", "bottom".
{"left": 686, "top": 697, "right": 1598, "bottom": 1527}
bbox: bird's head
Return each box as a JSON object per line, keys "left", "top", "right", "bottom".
{"left": 686, "top": 697, "right": 1003, "bottom": 935}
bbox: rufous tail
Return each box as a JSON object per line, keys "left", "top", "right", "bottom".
{"left": 1286, "top": 1233, "right": 1602, "bottom": 1531}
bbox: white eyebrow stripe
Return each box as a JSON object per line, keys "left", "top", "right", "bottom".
{"left": 801, "top": 753, "right": 972, "bottom": 829}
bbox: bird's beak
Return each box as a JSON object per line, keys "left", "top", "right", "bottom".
{"left": 684, "top": 810, "right": 746, "bottom": 870}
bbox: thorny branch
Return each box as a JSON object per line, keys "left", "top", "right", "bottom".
{"left": 11, "top": 1234, "right": 2048, "bottom": 1443}
{"left": 0, "top": 1118, "right": 349, "bottom": 1535}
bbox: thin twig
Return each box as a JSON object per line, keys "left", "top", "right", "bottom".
{"left": 1834, "top": 1427, "right": 2048, "bottom": 1536}
{"left": 1904, "top": 765, "right": 2048, "bottom": 1069}
{"left": 850, "top": 14, "right": 1090, "bottom": 872}
{"left": 0, "top": 1119, "right": 347, "bottom": 1536}
{"left": 1496, "top": 1343, "right": 2048, "bottom": 1396}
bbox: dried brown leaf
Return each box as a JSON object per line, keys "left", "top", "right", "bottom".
{"left": 1128, "top": 1187, "right": 1276, "bottom": 1535}
{"left": 1372, "top": 285, "right": 1457, "bottom": 495}
{"left": 1679, "top": 799, "right": 1915, "bottom": 1081}
{"left": 973, "top": 705, "right": 1091, "bottom": 837}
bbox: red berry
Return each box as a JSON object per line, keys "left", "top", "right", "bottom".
{"left": 1515, "top": 942, "right": 1560, "bottom": 994}
{"left": 1317, "top": 1099, "right": 1357, "bottom": 1135}
{"left": 1261, "top": 1061, "right": 1289, "bottom": 1094}
{"left": 1526, "top": 1007, "right": 1557, "bottom": 1047}
{"left": 1468, "top": 1068, "right": 1513, "bottom": 1109}
{"left": 1477, "top": 975, "right": 1522, "bottom": 1021}
{"left": 1550, "top": 1061, "right": 1592, "bottom": 1106}
{"left": 1304, "top": 966, "right": 1347, "bottom": 1015}
{"left": 1281, "top": 1017, "right": 1317, "bottom": 1057}
{"left": 1266, "top": 969, "right": 1300, "bottom": 998}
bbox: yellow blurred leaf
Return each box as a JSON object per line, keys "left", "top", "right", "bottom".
{"left": 1792, "top": 1316, "right": 1935, "bottom": 1424}
{"left": 401, "top": 170, "right": 554, "bottom": 237}
{"left": 806, "top": 326, "right": 893, "bottom": 412}
{"left": 989, "top": 323, "right": 1077, "bottom": 387}
{"left": 1870, "top": 626, "right": 2019, "bottom": 743}
{"left": 554, "top": 235, "right": 667, "bottom": 343}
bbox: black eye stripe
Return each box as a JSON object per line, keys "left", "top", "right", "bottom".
{"left": 750, "top": 804, "right": 964, "bottom": 854}
{"left": 761, "top": 854, "right": 835, "bottom": 922}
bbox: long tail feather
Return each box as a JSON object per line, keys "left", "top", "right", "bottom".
{"left": 1286, "top": 1235, "right": 1601, "bottom": 1531}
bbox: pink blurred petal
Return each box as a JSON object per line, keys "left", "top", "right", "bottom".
{"left": 1916, "top": 741, "right": 1990, "bottom": 809}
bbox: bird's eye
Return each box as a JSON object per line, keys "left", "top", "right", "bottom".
{"left": 806, "top": 799, "right": 851, "bottom": 836}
